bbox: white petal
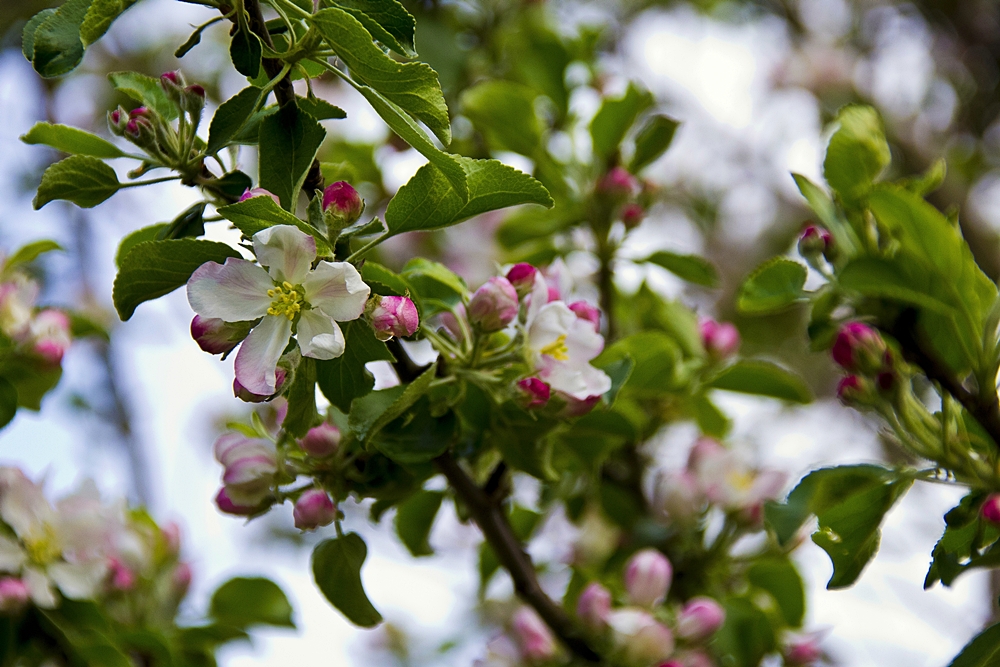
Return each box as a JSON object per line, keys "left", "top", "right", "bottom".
{"left": 253, "top": 225, "right": 316, "bottom": 284}
{"left": 23, "top": 567, "right": 57, "bottom": 608}
{"left": 565, "top": 316, "right": 605, "bottom": 362}
{"left": 48, "top": 560, "right": 108, "bottom": 600}
{"left": 0, "top": 535, "right": 24, "bottom": 572}
{"left": 525, "top": 272, "right": 550, "bottom": 326}
{"left": 234, "top": 315, "right": 293, "bottom": 396}
{"left": 302, "top": 261, "right": 370, "bottom": 321}
{"left": 187, "top": 258, "right": 273, "bottom": 322}
{"left": 0, "top": 467, "right": 54, "bottom": 538}
{"left": 543, "top": 362, "right": 611, "bottom": 400}
{"left": 297, "top": 311, "right": 345, "bottom": 360}
{"left": 527, "top": 302, "right": 575, "bottom": 352}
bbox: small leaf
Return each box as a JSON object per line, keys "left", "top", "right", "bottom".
{"left": 80, "top": 0, "right": 139, "bottom": 46}
{"left": 112, "top": 239, "right": 240, "bottom": 320}
{"left": 312, "top": 533, "right": 383, "bottom": 627}
{"left": 297, "top": 97, "right": 347, "bottom": 121}
{"left": 590, "top": 83, "right": 653, "bottom": 159}
{"left": 948, "top": 622, "right": 1000, "bottom": 667}
{"left": 29, "top": 0, "right": 89, "bottom": 78}
{"left": 707, "top": 360, "right": 812, "bottom": 404}
{"left": 283, "top": 358, "right": 318, "bottom": 438}
{"left": 642, "top": 250, "right": 718, "bottom": 287}
{"left": 108, "top": 71, "right": 179, "bottom": 120}
{"left": 394, "top": 490, "right": 445, "bottom": 557}
{"left": 210, "top": 577, "right": 295, "bottom": 628}
{"left": 4, "top": 240, "right": 63, "bottom": 272}
{"left": 216, "top": 195, "right": 332, "bottom": 255}
{"left": 115, "top": 225, "right": 168, "bottom": 268}
{"left": 258, "top": 103, "right": 326, "bottom": 210}
{"left": 629, "top": 115, "right": 679, "bottom": 172}
{"left": 21, "top": 122, "right": 126, "bottom": 159}
{"left": 823, "top": 104, "right": 890, "bottom": 204}
{"left": 22, "top": 10, "right": 57, "bottom": 63}
{"left": 596, "top": 355, "right": 633, "bottom": 408}
{"left": 207, "top": 87, "right": 262, "bottom": 155}
{"left": 348, "top": 365, "right": 436, "bottom": 442}
{"left": 460, "top": 81, "right": 542, "bottom": 156}
{"left": 33, "top": 155, "right": 120, "bottom": 209}
{"left": 747, "top": 558, "right": 805, "bottom": 627}
{"left": 230, "top": 27, "right": 262, "bottom": 79}
{"left": 315, "top": 320, "right": 394, "bottom": 413}
{"left": 736, "top": 258, "right": 807, "bottom": 315}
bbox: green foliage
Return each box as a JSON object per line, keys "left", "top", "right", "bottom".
{"left": 4, "top": 240, "right": 63, "bottom": 273}
{"left": 737, "top": 258, "right": 807, "bottom": 315}
{"left": 707, "top": 360, "right": 812, "bottom": 404}
{"left": 747, "top": 558, "right": 806, "bottom": 627}
{"left": 24, "top": 0, "right": 89, "bottom": 78}
{"left": 21, "top": 122, "right": 127, "bottom": 159}
{"left": 312, "top": 533, "right": 383, "bottom": 627}
{"left": 230, "top": 27, "right": 263, "bottom": 79}
{"left": 460, "top": 81, "right": 543, "bottom": 156}
{"left": 590, "top": 83, "right": 653, "bottom": 160}
{"left": 641, "top": 250, "right": 719, "bottom": 287}
{"left": 258, "top": 103, "right": 327, "bottom": 210}
{"left": 924, "top": 493, "right": 1000, "bottom": 588}
{"left": 112, "top": 239, "right": 240, "bottom": 320}
{"left": 713, "top": 598, "right": 775, "bottom": 667}
{"left": 80, "top": 0, "right": 139, "bottom": 46}
{"left": 207, "top": 87, "right": 263, "bottom": 154}
{"left": 108, "top": 71, "right": 179, "bottom": 121}
{"left": 329, "top": 0, "right": 417, "bottom": 57}
{"left": 394, "top": 490, "right": 445, "bottom": 557}
{"left": 0, "top": 379, "right": 18, "bottom": 429}
{"left": 315, "top": 320, "right": 394, "bottom": 413}
{"left": 948, "top": 623, "right": 1000, "bottom": 667}
{"left": 209, "top": 577, "right": 295, "bottom": 628}
{"left": 823, "top": 104, "right": 891, "bottom": 204}
{"left": 629, "top": 115, "right": 679, "bottom": 172}
{"left": 33, "top": 155, "right": 120, "bottom": 209}
{"left": 349, "top": 365, "right": 436, "bottom": 444}
{"left": 216, "top": 194, "right": 333, "bottom": 255}
{"left": 283, "top": 358, "right": 319, "bottom": 438}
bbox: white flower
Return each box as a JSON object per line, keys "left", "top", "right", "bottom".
{"left": 187, "top": 225, "right": 371, "bottom": 395}
{"left": 689, "top": 444, "right": 786, "bottom": 513}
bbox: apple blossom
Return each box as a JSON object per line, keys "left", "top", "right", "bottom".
{"left": 831, "top": 322, "right": 886, "bottom": 374}
{"left": 469, "top": 277, "right": 519, "bottom": 332}
{"left": 517, "top": 377, "right": 551, "bottom": 408}
{"left": 577, "top": 581, "right": 612, "bottom": 632}
{"left": 29, "top": 309, "right": 71, "bottom": 364}
{"left": 676, "top": 597, "right": 725, "bottom": 641}
{"left": 234, "top": 368, "right": 286, "bottom": 403}
{"left": 323, "top": 181, "right": 364, "bottom": 229}
{"left": 187, "top": 225, "right": 370, "bottom": 396}
{"left": 506, "top": 263, "right": 538, "bottom": 298}
{"left": 653, "top": 470, "right": 703, "bottom": 523}
{"left": 293, "top": 490, "right": 337, "bottom": 531}
{"left": 624, "top": 548, "right": 672, "bottom": 607}
{"left": 783, "top": 632, "right": 824, "bottom": 665}
{"left": 608, "top": 608, "right": 675, "bottom": 666}
{"left": 511, "top": 606, "right": 557, "bottom": 662}
{"left": 300, "top": 422, "right": 341, "bottom": 458}
{"left": 213, "top": 433, "right": 277, "bottom": 507}
{"left": 369, "top": 295, "right": 419, "bottom": 340}
{"left": 568, "top": 301, "right": 601, "bottom": 332}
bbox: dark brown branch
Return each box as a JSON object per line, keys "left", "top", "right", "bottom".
{"left": 435, "top": 453, "right": 601, "bottom": 663}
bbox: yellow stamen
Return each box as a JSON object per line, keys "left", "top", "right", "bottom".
{"left": 266, "top": 281, "right": 305, "bottom": 320}
{"left": 24, "top": 524, "right": 60, "bottom": 566}
{"left": 539, "top": 334, "right": 569, "bottom": 361}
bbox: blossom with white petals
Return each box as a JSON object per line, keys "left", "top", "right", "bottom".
{"left": 187, "top": 225, "right": 370, "bottom": 395}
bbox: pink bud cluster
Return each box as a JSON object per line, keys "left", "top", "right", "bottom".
{"left": 213, "top": 433, "right": 278, "bottom": 513}
{"left": 596, "top": 167, "right": 646, "bottom": 229}
{"left": 831, "top": 322, "right": 897, "bottom": 408}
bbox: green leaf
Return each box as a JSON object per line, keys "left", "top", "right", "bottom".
{"left": 0, "top": 357, "right": 61, "bottom": 411}
{"left": 312, "top": 533, "right": 383, "bottom": 627}
{"left": 713, "top": 598, "right": 775, "bottom": 667}
{"left": 215, "top": 194, "right": 330, "bottom": 255}
{"left": 460, "top": 81, "right": 542, "bottom": 156}
{"left": 315, "top": 320, "right": 394, "bottom": 412}
{"left": 747, "top": 558, "right": 805, "bottom": 627}
{"left": 283, "top": 358, "right": 318, "bottom": 438}
{"left": 590, "top": 83, "right": 653, "bottom": 159}
{"left": 401, "top": 258, "right": 467, "bottom": 306}
{"left": 115, "top": 224, "right": 168, "bottom": 268}
{"left": 28, "top": 0, "right": 89, "bottom": 78}
{"left": 349, "top": 365, "right": 436, "bottom": 443}
{"left": 736, "top": 258, "right": 807, "bottom": 315}
{"left": 210, "top": 577, "right": 295, "bottom": 628}
{"left": 33, "top": 155, "right": 120, "bottom": 209}
{"left": 384, "top": 158, "right": 552, "bottom": 238}
{"left": 311, "top": 7, "right": 451, "bottom": 144}
{"left": 792, "top": 173, "right": 859, "bottom": 257}
{"left": 374, "top": 398, "right": 455, "bottom": 464}
{"left": 595, "top": 331, "right": 683, "bottom": 396}
{"left": 22, "top": 10, "right": 57, "bottom": 63}
{"left": 258, "top": 103, "right": 326, "bottom": 210}
{"left": 629, "top": 114, "right": 679, "bottom": 172}
{"left": 691, "top": 393, "right": 730, "bottom": 437}
{"left": 0, "top": 379, "right": 18, "bottom": 430}
{"left": 112, "top": 239, "right": 240, "bottom": 320}
{"left": 707, "top": 360, "right": 812, "bottom": 404}
{"left": 948, "top": 622, "right": 1000, "bottom": 667}
{"left": 823, "top": 104, "right": 890, "bottom": 204}
{"left": 297, "top": 97, "right": 347, "bottom": 121}
{"left": 595, "top": 355, "right": 633, "bottom": 408}
{"left": 4, "top": 240, "right": 63, "bottom": 273}
{"left": 642, "top": 250, "right": 718, "bottom": 287}
{"left": 230, "top": 27, "right": 262, "bottom": 79}
{"left": 80, "top": 0, "right": 139, "bottom": 46}
{"left": 329, "top": 0, "right": 416, "bottom": 57}
{"left": 21, "top": 122, "right": 126, "bottom": 159}
{"left": 108, "top": 71, "right": 179, "bottom": 121}
{"left": 394, "top": 490, "right": 445, "bottom": 557}
{"left": 207, "top": 87, "right": 262, "bottom": 154}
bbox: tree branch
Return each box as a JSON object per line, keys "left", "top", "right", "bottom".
{"left": 434, "top": 452, "right": 601, "bottom": 663}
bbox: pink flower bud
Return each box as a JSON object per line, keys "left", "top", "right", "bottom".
{"left": 323, "top": 181, "right": 364, "bottom": 227}
{"left": 676, "top": 597, "right": 725, "bottom": 641}
{"left": 108, "top": 107, "right": 129, "bottom": 135}
{"left": 191, "top": 315, "right": 249, "bottom": 355}
{"left": 653, "top": 471, "right": 703, "bottom": 523}
{"left": 107, "top": 557, "right": 136, "bottom": 591}
{"left": 608, "top": 608, "right": 675, "bottom": 666}
{"left": 784, "top": 634, "right": 823, "bottom": 666}
{"left": 293, "top": 489, "right": 337, "bottom": 531}
{"left": 598, "top": 167, "right": 639, "bottom": 199}
{"left": 836, "top": 375, "right": 868, "bottom": 406}
{"left": 0, "top": 577, "right": 30, "bottom": 613}
{"left": 506, "top": 263, "right": 538, "bottom": 298}
{"left": 239, "top": 187, "right": 281, "bottom": 205}
{"left": 172, "top": 562, "right": 192, "bottom": 597}
{"left": 798, "top": 225, "right": 833, "bottom": 258}
{"left": 511, "top": 607, "right": 558, "bottom": 663}
{"left": 439, "top": 303, "right": 467, "bottom": 343}
{"left": 983, "top": 494, "right": 1000, "bottom": 524}
{"left": 161, "top": 521, "right": 181, "bottom": 555}
{"left": 300, "top": 422, "right": 340, "bottom": 458}
{"left": 213, "top": 433, "right": 277, "bottom": 506}
{"left": 568, "top": 301, "right": 601, "bottom": 332}
{"left": 832, "top": 322, "right": 887, "bottom": 374}
{"left": 370, "top": 295, "right": 419, "bottom": 340}
{"left": 517, "top": 377, "right": 551, "bottom": 408}
{"left": 160, "top": 71, "right": 182, "bottom": 86}
{"left": 559, "top": 393, "right": 601, "bottom": 417}
{"left": 700, "top": 319, "right": 740, "bottom": 359}
{"left": 468, "top": 277, "right": 519, "bottom": 332}
{"left": 577, "top": 582, "right": 612, "bottom": 631}
{"left": 129, "top": 107, "right": 149, "bottom": 118}
{"left": 214, "top": 487, "right": 260, "bottom": 516}
{"left": 234, "top": 367, "right": 286, "bottom": 402}
{"left": 621, "top": 203, "right": 645, "bottom": 229}
{"left": 30, "top": 309, "right": 71, "bottom": 365}
{"left": 624, "top": 548, "right": 672, "bottom": 607}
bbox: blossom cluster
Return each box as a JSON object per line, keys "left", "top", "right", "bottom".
{"left": 0, "top": 271, "right": 71, "bottom": 368}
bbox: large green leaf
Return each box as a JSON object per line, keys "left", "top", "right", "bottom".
{"left": 312, "top": 533, "right": 383, "bottom": 627}
{"left": 311, "top": 7, "right": 450, "bottom": 144}
{"left": 207, "top": 87, "right": 262, "bottom": 154}
{"left": 823, "top": 104, "right": 890, "bottom": 204}
{"left": 641, "top": 250, "right": 718, "bottom": 287}
{"left": 209, "top": 577, "right": 295, "bottom": 628}
{"left": 595, "top": 331, "right": 683, "bottom": 396}
{"left": 328, "top": 0, "right": 416, "bottom": 57}
{"left": 736, "top": 258, "right": 807, "bottom": 315}
{"left": 713, "top": 598, "right": 775, "bottom": 667}
{"left": 948, "top": 622, "right": 1000, "bottom": 667}
{"left": 27, "top": 0, "right": 90, "bottom": 78}
{"left": 230, "top": 26, "right": 262, "bottom": 79}
{"left": 258, "top": 103, "right": 326, "bottom": 210}
{"left": 80, "top": 0, "right": 139, "bottom": 46}
{"left": 590, "top": 83, "right": 653, "bottom": 159}
{"left": 283, "top": 358, "right": 318, "bottom": 438}
{"left": 460, "top": 80, "right": 542, "bottom": 156}
{"left": 21, "top": 122, "right": 126, "bottom": 159}
{"left": 747, "top": 558, "right": 805, "bottom": 627}
{"left": 112, "top": 239, "right": 240, "bottom": 320}
{"left": 707, "top": 360, "right": 812, "bottom": 404}
{"left": 315, "top": 320, "right": 394, "bottom": 413}
{"left": 108, "top": 71, "right": 179, "bottom": 121}
{"left": 33, "top": 155, "right": 120, "bottom": 209}
{"left": 394, "top": 490, "right": 445, "bottom": 557}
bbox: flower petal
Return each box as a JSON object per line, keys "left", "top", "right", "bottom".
{"left": 0, "top": 535, "right": 24, "bottom": 572}
{"left": 298, "top": 311, "right": 345, "bottom": 360}
{"left": 253, "top": 225, "right": 316, "bottom": 284}
{"left": 0, "top": 467, "right": 54, "bottom": 538}
{"left": 23, "top": 567, "right": 57, "bottom": 608}
{"left": 234, "top": 315, "right": 293, "bottom": 396}
{"left": 302, "top": 261, "right": 370, "bottom": 321}
{"left": 48, "top": 560, "right": 108, "bottom": 600}
{"left": 187, "top": 258, "right": 273, "bottom": 322}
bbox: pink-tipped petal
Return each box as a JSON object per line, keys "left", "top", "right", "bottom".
{"left": 187, "top": 258, "right": 273, "bottom": 322}
{"left": 252, "top": 225, "right": 317, "bottom": 285}
{"left": 302, "top": 261, "right": 370, "bottom": 321}
{"left": 234, "top": 315, "right": 293, "bottom": 396}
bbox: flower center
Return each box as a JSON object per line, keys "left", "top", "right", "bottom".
{"left": 267, "top": 281, "right": 305, "bottom": 320}
{"left": 539, "top": 334, "right": 569, "bottom": 361}
{"left": 24, "top": 524, "right": 60, "bottom": 566}
{"left": 727, "top": 469, "right": 756, "bottom": 493}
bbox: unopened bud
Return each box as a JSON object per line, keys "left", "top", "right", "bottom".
{"left": 300, "top": 422, "right": 341, "bottom": 458}
{"left": 568, "top": 300, "right": 601, "bottom": 332}
{"left": 832, "top": 322, "right": 887, "bottom": 374}
{"left": 653, "top": 471, "right": 703, "bottom": 523}
{"left": 160, "top": 70, "right": 186, "bottom": 102}
{"left": 161, "top": 521, "right": 181, "bottom": 555}
{"left": 234, "top": 367, "right": 286, "bottom": 402}
{"left": 0, "top": 577, "right": 30, "bottom": 613}
{"left": 598, "top": 167, "right": 638, "bottom": 200}
{"left": 621, "top": 203, "right": 645, "bottom": 229}
{"left": 293, "top": 489, "right": 337, "bottom": 531}
{"left": 181, "top": 84, "right": 206, "bottom": 118}
{"left": 506, "top": 263, "right": 538, "bottom": 298}
{"left": 983, "top": 494, "right": 1000, "bottom": 524}
{"left": 798, "top": 225, "right": 833, "bottom": 259}
{"left": 624, "top": 548, "right": 672, "bottom": 607}
{"left": 172, "top": 562, "right": 192, "bottom": 597}
{"left": 323, "top": 181, "right": 364, "bottom": 229}
{"left": 191, "top": 315, "right": 250, "bottom": 355}
{"left": 576, "top": 582, "right": 611, "bottom": 632}
{"left": 240, "top": 188, "right": 281, "bottom": 205}
{"left": 108, "top": 557, "right": 136, "bottom": 591}
{"left": 700, "top": 318, "right": 740, "bottom": 359}
{"left": 676, "top": 597, "right": 725, "bottom": 641}
{"left": 836, "top": 374, "right": 872, "bottom": 407}
{"left": 214, "top": 487, "right": 261, "bottom": 516}
{"left": 608, "top": 608, "right": 675, "bottom": 666}
{"left": 369, "top": 295, "right": 419, "bottom": 340}
{"left": 511, "top": 607, "right": 558, "bottom": 663}
{"left": 213, "top": 433, "right": 277, "bottom": 506}
{"left": 108, "top": 107, "right": 129, "bottom": 135}
{"left": 783, "top": 634, "right": 823, "bottom": 666}
{"left": 30, "top": 309, "right": 71, "bottom": 365}
{"left": 517, "top": 377, "right": 550, "bottom": 409}
{"left": 469, "top": 277, "right": 519, "bottom": 332}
